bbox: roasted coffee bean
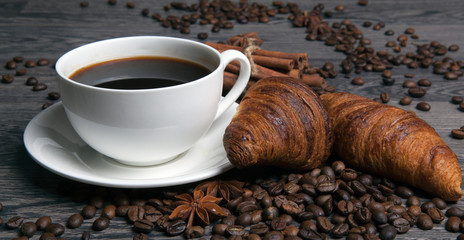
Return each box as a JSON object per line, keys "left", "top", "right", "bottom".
{"left": 237, "top": 201, "right": 258, "bottom": 214}
{"left": 80, "top": 1, "right": 89, "bottom": 7}
{"left": 340, "top": 168, "right": 357, "bottom": 181}
{"left": 395, "top": 186, "right": 414, "bottom": 198}
{"left": 372, "top": 211, "right": 388, "bottom": 225}
{"left": 16, "top": 68, "right": 27, "bottom": 76}
{"left": 380, "top": 92, "right": 390, "bottom": 103}
{"left": 21, "top": 222, "right": 37, "bottom": 237}
{"left": 37, "top": 58, "right": 50, "bottom": 66}
{"left": 444, "top": 216, "right": 461, "bottom": 233}
{"left": 384, "top": 30, "right": 394, "bottom": 36}
{"left": 128, "top": 206, "right": 145, "bottom": 222}
{"left": 33, "top": 82, "right": 48, "bottom": 91}
{"left": 102, "top": 204, "right": 116, "bottom": 219}
{"left": 39, "top": 232, "right": 56, "bottom": 240}
{"left": 350, "top": 181, "right": 367, "bottom": 196}
{"left": 449, "top": 44, "right": 460, "bottom": 52}
{"left": 92, "top": 217, "right": 110, "bottom": 231}
{"left": 418, "top": 78, "right": 432, "bottom": 86}
{"left": 212, "top": 223, "right": 228, "bottom": 235}
{"left": 67, "top": 213, "right": 83, "bottom": 228}
{"left": 82, "top": 231, "right": 91, "bottom": 240}
{"left": 306, "top": 204, "right": 325, "bottom": 217}
{"left": 134, "top": 219, "right": 154, "bottom": 234}
{"left": 379, "top": 225, "right": 397, "bottom": 240}
{"left": 45, "top": 223, "right": 65, "bottom": 236}
{"left": 402, "top": 80, "right": 417, "bottom": 88}
{"left": 408, "top": 87, "right": 426, "bottom": 97}
{"left": 82, "top": 205, "right": 97, "bottom": 219}
{"left": 354, "top": 207, "right": 372, "bottom": 225}
{"left": 36, "top": 216, "right": 52, "bottom": 230}
{"left": 388, "top": 195, "right": 402, "bottom": 206}
{"left": 226, "top": 225, "right": 245, "bottom": 236}
{"left": 250, "top": 223, "right": 269, "bottom": 235}
{"left": 452, "top": 129, "right": 464, "bottom": 139}
{"left": 460, "top": 102, "right": 464, "bottom": 111}
{"left": 329, "top": 222, "right": 348, "bottom": 238}
{"left": 430, "top": 197, "right": 446, "bottom": 210}
{"left": 237, "top": 212, "right": 252, "bottom": 226}
{"left": 427, "top": 207, "right": 445, "bottom": 223}
{"left": 416, "top": 102, "right": 431, "bottom": 111}
{"left": 1, "top": 74, "right": 14, "bottom": 83}
{"left": 25, "top": 60, "right": 36, "bottom": 68}
{"left": 25, "top": 76, "right": 38, "bottom": 86}
{"left": 47, "top": 91, "right": 60, "bottom": 100}
{"left": 407, "top": 206, "right": 422, "bottom": 217}
{"left": 336, "top": 200, "right": 354, "bottom": 215}
{"left": 382, "top": 77, "right": 395, "bottom": 86}
{"left": 264, "top": 231, "right": 284, "bottom": 240}
{"left": 351, "top": 77, "right": 364, "bottom": 85}
{"left": 392, "top": 217, "right": 410, "bottom": 233}
{"left": 406, "top": 196, "right": 421, "bottom": 206}
{"left": 445, "top": 71, "right": 459, "bottom": 80}
{"left": 6, "top": 60, "right": 17, "bottom": 69}
{"left": 6, "top": 216, "right": 24, "bottom": 229}
{"left": 446, "top": 207, "right": 464, "bottom": 218}
{"left": 421, "top": 201, "right": 436, "bottom": 212}
{"left": 416, "top": 214, "right": 433, "bottom": 230}
{"left": 451, "top": 96, "right": 464, "bottom": 104}
{"left": 184, "top": 226, "right": 205, "bottom": 238}
{"left": 197, "top": 32, "right": 208, "bottom": 40}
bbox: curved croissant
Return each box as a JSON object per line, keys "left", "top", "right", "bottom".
{"left": 321, "top": 92, "right": 462, "bottom": 201}
{"left": 223, "top": 77, "right": 333, "bottom": 171}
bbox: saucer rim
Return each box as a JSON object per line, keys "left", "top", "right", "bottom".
{"left": 23, "top": 102, "right": 235, "bottom": 188}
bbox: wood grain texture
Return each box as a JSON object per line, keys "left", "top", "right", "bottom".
{"left": 0, "top": 0, "right": 463, "bottom": 239}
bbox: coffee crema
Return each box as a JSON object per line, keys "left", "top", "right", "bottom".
{"left": 69, "top": 56, "right": 212, "bottom": 90}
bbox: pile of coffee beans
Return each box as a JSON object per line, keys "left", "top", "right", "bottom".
{"left": 3, "top": 162, "right": 464, "bottom": 239}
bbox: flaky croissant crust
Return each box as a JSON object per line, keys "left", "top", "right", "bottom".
{"left": 223, "top": 77, "right": 333, "bottom": 171}
{"left": 321, "top": 92, "right": 462, "bottom": 201}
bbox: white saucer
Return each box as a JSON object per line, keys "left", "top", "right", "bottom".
{"left": 23, "top": 102, "right": 237, "bottom": 188}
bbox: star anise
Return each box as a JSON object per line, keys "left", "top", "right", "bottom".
{"left": 169, "top": 190, "right": 228, "bottom": 228}
{"left": 194, "top": 179, "right": 244, "bottom": 202}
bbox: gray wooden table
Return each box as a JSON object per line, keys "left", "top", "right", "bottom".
{"left": 1, "top": 0, "right": 463, "bottom": 239}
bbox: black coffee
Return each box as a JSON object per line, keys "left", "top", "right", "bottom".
{"left": 69, "top": 56, "right": 211, "bottom": 90}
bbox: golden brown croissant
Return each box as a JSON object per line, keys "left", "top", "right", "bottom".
{"left": 223, "top": 77, "right": 333, "bottom": 171}
{"left": 320, "top": 92, "right": 462, "bottom": 201}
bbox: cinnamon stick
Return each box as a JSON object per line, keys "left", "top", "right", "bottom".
{"left": 288, "top": 69, "right": 303, "bottom": 79}
{"left": 301, "top": 73, "right": 327, "bottom": 88}
{"left": 252, "top": 55, "right": 295, "bottom": 72}
{"left": 229, "top": 61, "right": 288, "bottom": 80}
{"left": 223, "top": 71, "right": 256, "bottom": 94}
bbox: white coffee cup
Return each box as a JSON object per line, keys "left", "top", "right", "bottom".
{"left": 55, "top": 36, "right": 251, "bottom": 166}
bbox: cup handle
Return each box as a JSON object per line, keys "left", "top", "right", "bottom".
{"left": 215, "top": 49, "right": 251, "bottom": 120}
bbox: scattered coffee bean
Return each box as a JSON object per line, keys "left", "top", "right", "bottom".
{"left": 417, "top": 214, "right": 434, "bottom": 230}
{"left": 80, "top": 1, "right": 89, "bottom": 7}
{"left": 402, "top": 80, "right": 417, "bottom": 88}
{"left": 25, "top": 60, "right": 36, "bottom": 68}
{"left": 384, "top": 30, "right": 394, "bottom": 36}
{"left": 36, "top": 216, "right": 52, "bottom": 230}
{"left": 416, "top": 102, "right": 431, "bottom": 111}
{"left": 351, "top": 77, "right": 364, "bottom": 86}
{"left": 460, "top": 102, "right": 464, "bottom": 111}
{"left": 21, "top": 222, "right": 37, "bottom": 237}
{"left": 335, "top": 5, "right": 345, "bottom": 11}
{"left": 82, "top": 231, "right": 91, "bottom": 240}
{"left": 126, "top": 2, "right": 135, "bottom": 8}
{"left": 448, "top": 44, "right": 460, "bottom": 52}
{"left": 379, "top": 225, "right": 397, "bottom": 240}
{"left": 380, "top": 92, "right": 391, "bottom": 103}
{"left": 6, "top": 216, "right": 24, "bottom": 229}
{"left": 67, "top": 213, "right": 84, "bottom": 229}
{"left": 32, "top": 82, "right": 48, "bottom": 91}
{"left": 167, "top": 219, "right": 187, "bottom": 236}
{"left": 39, "top": 232, "right": 56, "bottom": 240}
{"left": 197, "top": 32, "right": 208, "bottom": 40}
{"left": 445, "top": 71, "right": 459, "bottom": 80}
{"left": 404, "top": 28, "right": 415, "bottom": 34}
{"left": 82, "top": 205, "right": 97, "bottom": 219}
{"left": 1, "top": 74, "right": 14, "bottom": 83}
{"left": 404, "top": 73, "right": 415, "bottom": 78}
{"left": 445, "top": 216, "right": 461, "bottom": 232}
{"left": 45, "top": 223, "right": 65, "bottom": 236}
{"left": 16, "top": 68, "right": 27, "bottom": 76}
{"left": 102, "top": 204, "right": 116, "bottom": 219}
{"left": 451, "top": 96, "right": 463, "bottom": 104}
{"left": 5, "top": 60, "right": 17, "bottom": 69}
{"left": 134, "top": 219, "right": 154, "bottom": 234}
{"left": 92, "top": 217, "right": 110, "bottom": 231}
{"left": 451, "top": 129, "right": 464, "bottom": 139}
{"left": 26, "top": 76, "right": 38, "bottom": 86}
{"left": 408, "top": 87, "right": 427, "bottom": 97}
{"left": 47, "top": 91, "right": 61, "bottom": 100}
{"left": 417, "top": 78, "right": 432, "bottom": 87}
